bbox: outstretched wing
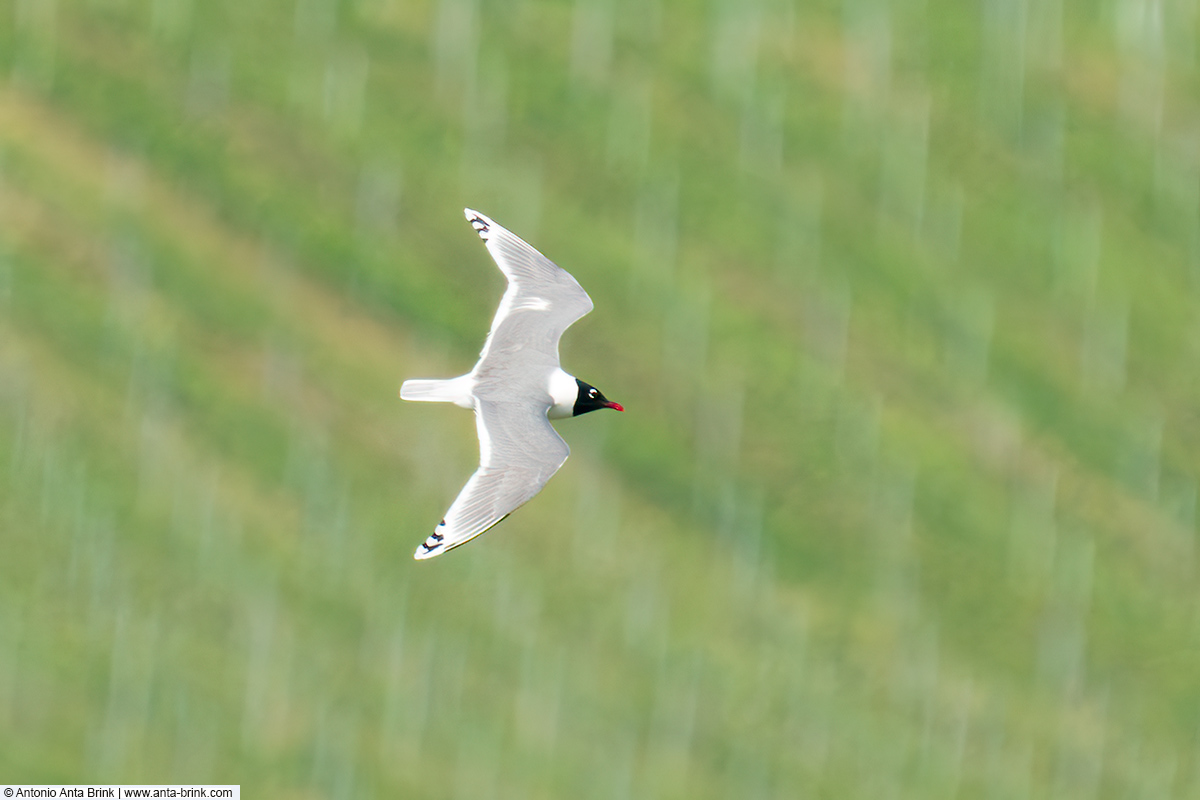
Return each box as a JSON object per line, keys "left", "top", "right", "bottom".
{"left": 413, "top": 399, "right": 570, "bottom": 559}
{"left": 465, "top": 209, "right": 594, "bottom": 372}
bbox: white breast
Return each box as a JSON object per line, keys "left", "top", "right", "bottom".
{"left": 547, "top": 368, "right": 578, "bottom": 419}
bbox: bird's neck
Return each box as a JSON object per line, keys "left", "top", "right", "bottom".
{"left": 547, "top": 368, "right": 578, "bottom": 419}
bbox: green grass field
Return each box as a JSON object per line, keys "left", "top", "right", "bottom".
{"left": 2, "top": 0, "right": 1200, "bottom": 796}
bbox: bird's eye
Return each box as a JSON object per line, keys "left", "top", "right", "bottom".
{"left": 589, "top": 389, "right": 597, "bottom": 397}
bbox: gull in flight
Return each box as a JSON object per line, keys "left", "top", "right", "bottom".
{"left": 401, "top": 209, "right": 623, "bottom": 559}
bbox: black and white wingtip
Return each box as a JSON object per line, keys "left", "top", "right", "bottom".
{"left": 414, "top": 520, "right": 448, "bottom": 560}
{"left": 464, "top": 208, "right": 493, "bottom": 241}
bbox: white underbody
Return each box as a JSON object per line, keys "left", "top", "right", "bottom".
{"left": 400, "top": 368, "right": 577, "bottom": 419}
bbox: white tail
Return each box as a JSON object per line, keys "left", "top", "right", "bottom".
{"left": 399, "top": 375, "right": 475, "bottom": 408}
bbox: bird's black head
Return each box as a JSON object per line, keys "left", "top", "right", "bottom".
{"left": 574, "top": 379, "right": 624, "bottom": 416}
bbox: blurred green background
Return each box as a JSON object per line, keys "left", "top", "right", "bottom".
{"left": 2, "top": 0, "right": 1199, "bottom": 796}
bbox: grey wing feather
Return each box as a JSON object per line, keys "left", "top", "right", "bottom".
{"left": 465, "top": 209, "right": 593, "bottom": 368}
{"left": 413, "top": 400, "right": 570, "bottom": 559}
